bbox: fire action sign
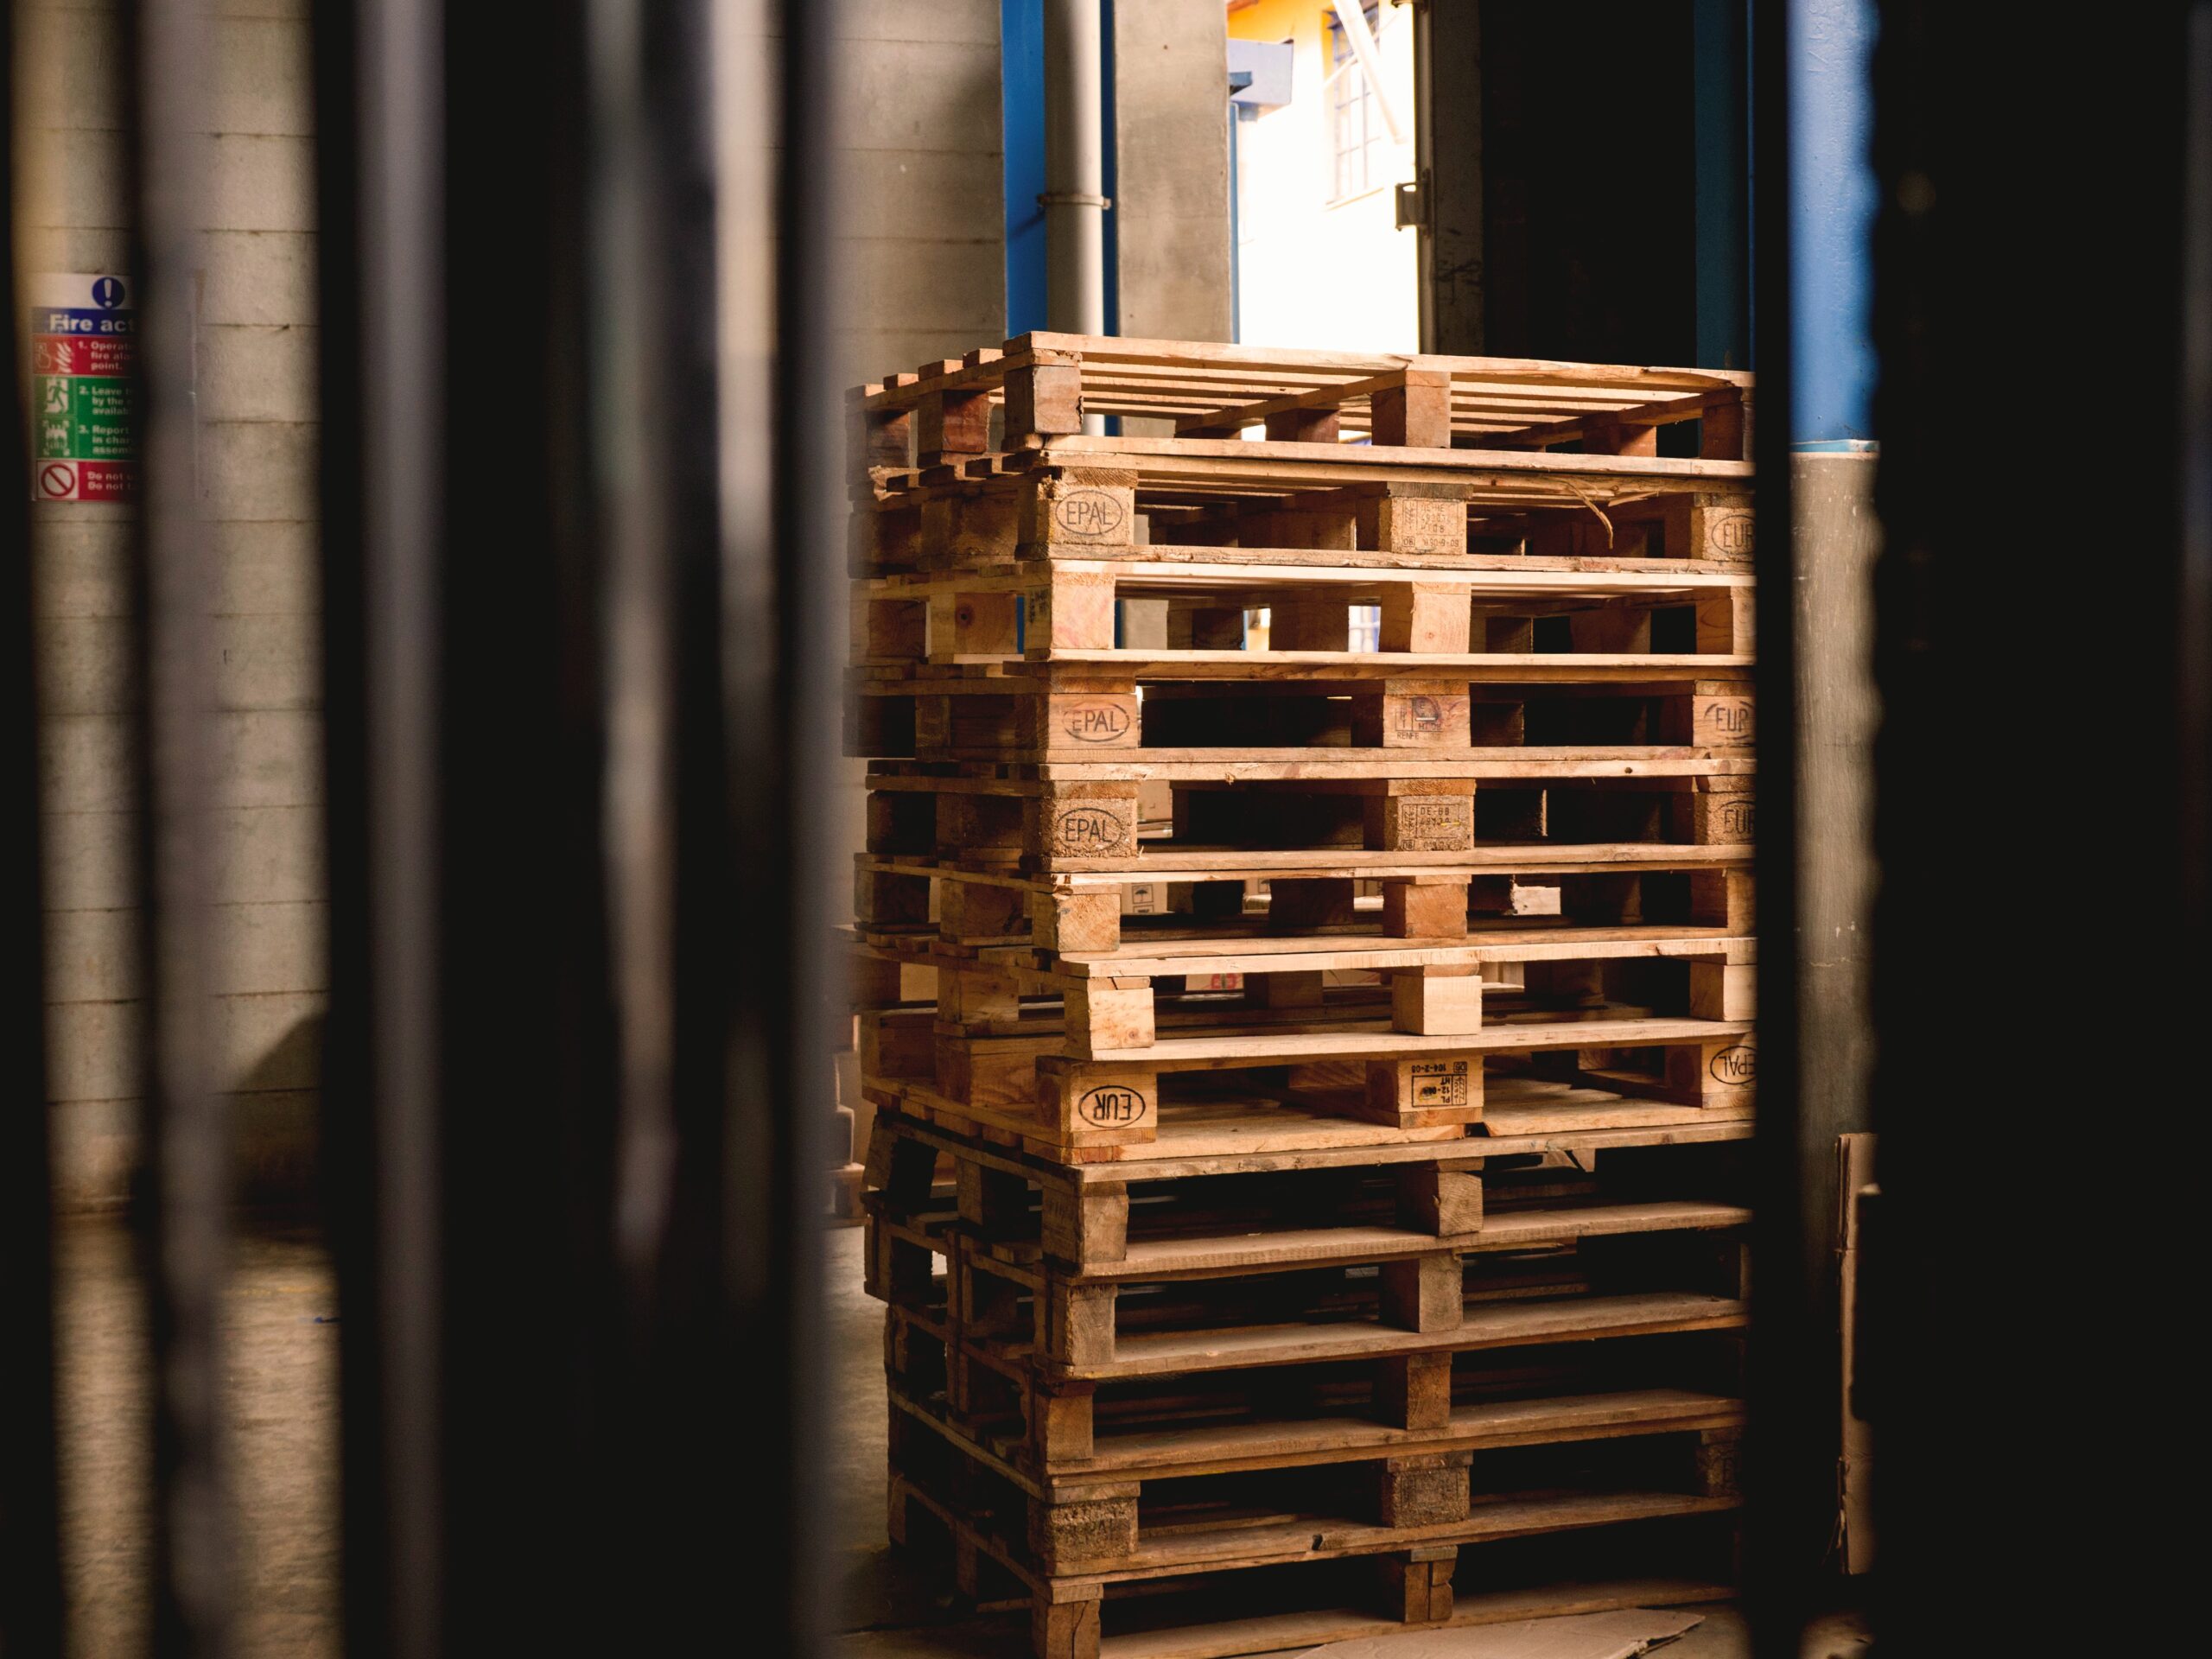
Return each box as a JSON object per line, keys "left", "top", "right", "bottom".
{"left": 29, "top": 273, "right": 136, "bottom": 504}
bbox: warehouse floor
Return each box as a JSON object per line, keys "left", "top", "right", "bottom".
{"left": 55, "top": 1220, "right": 1865, "bottom": 1658}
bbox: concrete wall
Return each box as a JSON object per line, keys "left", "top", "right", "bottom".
{"left": 19, "top": 0, "right": 322, "bottom": 1211}
{"left": 823, "top": 0, "right": 1008, "bottom": 903}
{"left": 833, "top": 0, "right": 1006, "bottom": 392}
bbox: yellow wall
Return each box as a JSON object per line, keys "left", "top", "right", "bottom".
{"left": 1229, "top": 0, "right": 1420, "bottom": 353}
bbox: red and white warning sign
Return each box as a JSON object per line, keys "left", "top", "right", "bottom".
{"left": 35, "top": 460, "right": 135, "bottom": 502}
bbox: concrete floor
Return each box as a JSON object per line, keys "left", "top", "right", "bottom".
{"left": 58, "top": 1220, "right": 340, "bottom": 1658}
{"left": 57, "top": 1219, "right": 1862, "bottom": 1659}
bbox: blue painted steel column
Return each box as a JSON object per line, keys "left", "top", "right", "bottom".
{"left": 1003, "top": 1, "right": 1047, "bottom": 334}
{"left": 1789, "top": 0, "right": 1877, "bottom": 448}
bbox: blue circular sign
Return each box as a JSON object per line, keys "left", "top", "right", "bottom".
{"left": 92, "top": 276, "right": 126, "bottom": 308}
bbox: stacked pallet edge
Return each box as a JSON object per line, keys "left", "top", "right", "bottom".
{"left": 849, "top": 334, "right": 1757, "bottom": 1659}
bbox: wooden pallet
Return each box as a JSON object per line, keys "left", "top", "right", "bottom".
{"left": 859, "top": 454, "right": 1751, "bottom": 607}
{"left": 860, "top": 960, "right": 1755, "bottom": 1158}
{"left": 860, "top": 761, "right": 1753, "bottom": 889}
{"left": 862, "top": 1103, "right": 1752, "bottom": 1275}
{"left": 853, "top": 838, "right": 1753, "bottom": 962}
{"left": 849, "top": 339, "right": 1760, "bottom": 1646}
{"left": 868, "top": 1134, "right": 1749, "bottom": 1378}
{"left": 882, "top": 1294, "right": 1749, "bottom": 1484}
{"left": 854, "top": 665, "right": 1754, "bottom": 769}
{"left": 855, "top": 333, "right": 1752, "bottom": 465}
{"left": 889, "top": 1374, "right": 1742, "bottom": 1577}
{"left": 861, "top": 918, "right": 1755, "bottom": 1039}
{"left": 942, "top": 1214, "right": 1747, "bottom": 1384}
{"left": 888, "top": 1440, "right": 1738, "bottom": 1659}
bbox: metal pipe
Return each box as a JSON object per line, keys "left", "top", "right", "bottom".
{"left": 1042, "top": 0, "right": 1107, "bottom": 334}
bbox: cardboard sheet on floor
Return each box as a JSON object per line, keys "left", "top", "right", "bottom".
{"left": 1291, "top": 1608, "right": 1703, "bottom": 1659}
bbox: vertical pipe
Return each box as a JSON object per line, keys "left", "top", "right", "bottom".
{"left": 0, "top": 1, "right": 66, "bottom": 1648}
{"left": 1042, "top": 0, "right": 1107, "bottom": 334}
{"left": 124, "top": 0, "right": 231, "bottom": 1650}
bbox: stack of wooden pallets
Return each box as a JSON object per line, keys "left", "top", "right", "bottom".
{"left": 850, "top": 334, "right": 1758, "bottom": 1659}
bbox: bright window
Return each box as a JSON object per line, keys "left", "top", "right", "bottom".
{"left": 1325, "top": 3, "right": 1387, "bottom": 203}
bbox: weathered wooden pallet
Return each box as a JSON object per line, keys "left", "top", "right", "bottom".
{"left": 859, "top": 952, "right": 1755, "bottom": 1154}
{"left": 851, "top": 663, "right": 1756, "bottom": 770}
{"left": 863, "top": 1103, "right": 1750, "bottom": 1279}
{"left": 880, "top": 1281, "right": 1749, "bottom": 1485}
{"left": 888, "top": 1373, "right": 1742, "bottom": 1580}
{"left": 869, "top": 1136, "right": 1750, "bottom": 1376}
{"left": 856, "top": 334, "right": 1751, "bottom": 462}
{"left": 852, "top": 836, "right": 1754, "bottom": 965}
{"left": 854, "top": 556, "right": 1754, "bottom": 667}
{"left": 858, "top": 915, "right": 1743, "bottom": 1044}
{"left": 856, "top": 448, "right": 1752, "bottom": 587}
{"left": 939, "top": 1211, "right": 1749, "bottom": 1384}
{"left": 860, "top": 757, "right": 1754, "bottom": 890}
{"left": 861, "top": 1029, "right": 1757, "bottom": 1165}
{"left": 885, "top": 1393, "right": 1740, "bottom": 1659}
{"left": 887, "top": 1433, "right": 1738, "bottom": 1659}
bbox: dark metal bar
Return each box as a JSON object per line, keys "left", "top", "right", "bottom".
{"left": 315, "top": 0, "right": 835, "bottom": 1646}
{"left": 0, "top": 0, "right": 67, "bottom": 1648}
{"left": 1741, "top": 3, "right": 1817, "bottom": 1654}
{"left": 1865, "top": 3, "right": 2202, "bottom": 1647}
{"left": 121, "top": 0, "right": 232, "bottom": 1651}
{"left": 2185, "top": 5, "right": 2212, "bottom": 950}
{"left": 771, "top": 0, "right": 849, "bottom": 1647}
{"left": 311, "top": 0, "right": 448, "bottom": 1649}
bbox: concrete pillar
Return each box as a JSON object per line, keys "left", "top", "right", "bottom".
{"left": 1111, "top": 0, "right": 1231, "bottom": 343}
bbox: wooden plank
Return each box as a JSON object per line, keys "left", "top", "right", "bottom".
{"left": 1464, "top": 1199, "right": 1750, "bottom": 1251}
{"left": 861, "top": 560, "right": 1751, "bottom": 595}
{"left": 1020, "top": 752, "right": 1753, "bottom": 782}
{"left": 1034, "top": 433, "right": 1753, "bottom": 486}
{"left": 1064, "top": 1491, "right": 1741, "bottom": 1582}
{"left": 1065, "top": 1290, "right": 1747, "bottom": 1378}
{"left": 1057, "top": 927, "right": 1746, "bottom": 979}
{"left": 1084, "top": 1016, "right": 1751, "bottom": 1071}
{"left": 1074, "top": 1201, "right": 1745, "bottom": 1281}
{"left": 1039, "top": 652, "right": 1756, "bottom": 682}
{"left": 1072, "top": 1388, "right": 1744, "bottom": 1479}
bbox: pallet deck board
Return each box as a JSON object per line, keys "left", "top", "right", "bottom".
{"left": 1071, "top": 1491, "right": 1743, "bottom": 1582}
{"left": 1077, "top": 1388, "right": 1745, "bottom": 1479}
{"left": 1071, "top": 1202, "right": 1748, "bottom": 1281}
{"left": 1066, "top": 1290, "right": 1748, "bottom": 1379}
{"left": 1081, "top": 1016, "right": 1751, "bottom": 1070}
